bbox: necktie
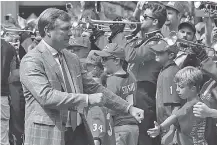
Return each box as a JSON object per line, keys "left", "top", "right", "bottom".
{"left": 58, "top": 53, "right": 78, "bottom": 130}
{"left": 59, "top": 53, "right": 95, "bottom": 145}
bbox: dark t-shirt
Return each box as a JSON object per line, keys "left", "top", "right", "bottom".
{"left": 156, "top": 62, "right": 181, "bottom": 124}
{"left": 106, "top": 72, "right": 138, "bottom": 126}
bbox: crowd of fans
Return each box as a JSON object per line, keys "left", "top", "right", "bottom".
{"left": 1, "top": 1, "right": 217, "bottom": 145}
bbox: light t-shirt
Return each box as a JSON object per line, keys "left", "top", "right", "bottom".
{"left": 173, "top": 98, "right": 207, "bottom": 145}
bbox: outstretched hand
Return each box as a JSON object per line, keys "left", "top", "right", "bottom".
{"left": 147, "top": 121, "right": 161, "bottom": 138}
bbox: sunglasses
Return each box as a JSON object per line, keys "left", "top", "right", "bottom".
{"left": 101, "top": 56, "right": 116, "bottom": 62}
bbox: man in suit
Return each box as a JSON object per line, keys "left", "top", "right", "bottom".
{"left": 19, "top": 8, "right": 144, "bottom": 145}
{"left": 1, "top": 39, "right": 16, "bottom": 145}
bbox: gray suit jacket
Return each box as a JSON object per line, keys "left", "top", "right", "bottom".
{"left": 20, "top": 40, "right": 130, "bottom": 145}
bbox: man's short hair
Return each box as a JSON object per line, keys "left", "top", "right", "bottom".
{"left": 144, "top": 2, "right": 167, "bottom": 28}
{"left": 38, "top": 8, "right": 71, "bottom": 37}
{"left": 174, "top": 66, "right": 203, "bottom": 91}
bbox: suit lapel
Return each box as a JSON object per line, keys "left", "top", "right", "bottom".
{"left": 62, "top": 50, "right": 82, "bottom": 93}
{"left": 37, "top": 42, "right": 65, "bottom": 90}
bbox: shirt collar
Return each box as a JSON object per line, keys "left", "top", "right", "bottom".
{"left": 161, "top": 60, "right": 176, "bottom": 71}
{"left": 42, "top": 39, "right": 58, "bottom": 56}
{"left": 144, "top": 29, "right": 161, "bottom": 38}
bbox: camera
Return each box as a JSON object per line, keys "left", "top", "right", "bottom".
{"left": 66, "top": 3, "right": 72, "bottom": 9}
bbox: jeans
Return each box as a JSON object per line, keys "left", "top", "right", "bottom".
{"left": 1, "top": 96, "right": 10, "bottom": 145}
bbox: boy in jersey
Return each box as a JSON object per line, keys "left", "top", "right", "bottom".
{"left": 150, "top": 39, "right": 182, "bottom": 144}
{"left": 85, "top": 50, "right": 116, "bottom": 145}
{"left": 95, "top": 43, "right": 139, "bottom": 145}
{"left": 147, "top": 66, "right": 208, "bottom": 145}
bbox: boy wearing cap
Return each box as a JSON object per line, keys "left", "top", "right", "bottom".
{"left": 67, "top": 37, "right": 91, "bottom": 59}
{"left": 95, "top": 43, "right": 139, "bottom": 145}
{"left": 150, "top": 39, "right": 182, "bottom": 143}
{"left": 85, "top": 50, "right": 116, "bottom": 145}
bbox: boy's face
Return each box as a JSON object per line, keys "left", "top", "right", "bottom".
{"left": 176, "top": 83, "right": 195, "bottom": 100}
{"left": 155, "top": 51, "right": 170, "bottom": 65}
{"left": 72, "top": 46, "right": 89, "bottom": 58}
{"left": 101, "top": 56, "right": 117, "bottom": 74}
{"left": 86, "top": 63, "right": 102, "bottom": 77}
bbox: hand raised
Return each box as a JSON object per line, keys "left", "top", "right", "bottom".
{"left": 147, "top": 121, "right": 161, "bottom": 138}
{"left": 88, "top": 93, "right": 105, "bottom": 106}
{"left": 136, "top": 1, "right": 148, "bottom": 10}
{"left": 129, "top": 106, "right": 144, "bottom": 123}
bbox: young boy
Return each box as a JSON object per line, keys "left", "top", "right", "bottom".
{"left": 95, "top": 43, "right": 139, "bottom": 145}
{"left": 147, "top": 66, "right": 208, "bottom": 145}
{"left": 85, "top": 50, "right": 116, "bottom": 145}
{"left": 150, "top": 39, "right": 182, "bottom": 139}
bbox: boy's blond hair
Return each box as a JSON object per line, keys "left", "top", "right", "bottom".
{"left": 174, "top": 66, "right": 203, "bottom": 91}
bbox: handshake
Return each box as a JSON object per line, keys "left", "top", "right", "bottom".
{"left": 88, "top": 93, "right": 144, "bottom": 123}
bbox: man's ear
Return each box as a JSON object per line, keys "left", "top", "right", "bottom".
{"left": 153, "top": 19, "right": 159, "bottom": 27}
{"left": 177, "top": 12, "right": 182, "bottom": 21}
{"left": 191, "top": 85, "right": 197, "bottom": 92}
{"left": 114, "top": 58, "right": 121, "bottom": 65}
{"left": 44, "top": 26, "right": 51, "bottom": 37}
{"left": 169, "top": 52, "right": 175, "bottom": 59}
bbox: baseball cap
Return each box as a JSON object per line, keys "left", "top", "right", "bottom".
{"left": 69, "top": 37, "right": 90, "bottom": 48}
{"left": 94, "top": 43, "right": 125, "bottom": 60}
{"left": 165, "top": 1, "right": 185, "bottom": 14}
{"left": 151, "top": 39, "right": 179, "bottom": 54}
{"left": 86, "top": 50, "right": 102, "bottom": 65}
{"left": 178, "top": 21, "right": 196, "bottom": 34}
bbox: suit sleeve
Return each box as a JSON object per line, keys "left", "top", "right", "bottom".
{"left": 86, "top": 106, "right": 106, "bottom": 141}
{"left": 20, "top": 54, "right": 88, "bottom": 110}
{"left": 125, "top": 41, "right": 156, "bottom": 63}
{"left": 80, "top": 61, "right": 130, "bottom": 114}
{"left": 201, "top": 57, "right": 217, "bottom": 82}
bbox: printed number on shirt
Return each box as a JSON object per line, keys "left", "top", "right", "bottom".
{"left": 170, "top": 86, "right": 173, "bottom": 95}
{"left": 126, "top": 94, "right": 134, "bottom": 105}
{"left": 93, "top": 124, "right": 103, "bottom": 132}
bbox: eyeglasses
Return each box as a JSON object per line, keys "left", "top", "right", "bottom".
{"left": 101, "top": 57, "right": 116, "bottom": 62}
{"left": 142, "top": 14, "right": 156, "bottom": 20}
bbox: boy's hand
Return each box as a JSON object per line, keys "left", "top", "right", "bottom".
{"left": 147, "top": 121, "right": 161, "bottom": 138}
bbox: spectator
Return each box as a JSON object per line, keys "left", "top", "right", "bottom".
{"left": 96, "top": 43, "right": 139, "bottom": 145}
{"left": 85, "top": 50, "right": 116, "bottom": 145}
{"left": 150, "top": 39, "right": 182, "bottom": 144}
{"left": 148, "top": 66, "right": 207, "bottom": 145}
{"left": 1, "top": 39, "right": 16, "bottom": 145}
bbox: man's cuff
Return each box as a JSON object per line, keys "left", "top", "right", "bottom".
{"left": 86, "top": 94, "right": 89, "bottom": 107}
{"left": 127, "top": 104, "right": 132, "bottom": 113}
